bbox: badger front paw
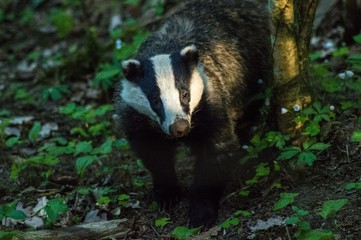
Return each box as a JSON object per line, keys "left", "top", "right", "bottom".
{"left": 189, "top": 200, "right": 218, "bottom": 229}
{"left": 151, "top": 186, "right": 181, "bottom": 211}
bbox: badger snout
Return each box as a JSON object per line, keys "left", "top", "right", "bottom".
{"left": 169, "top": 118, "right": 190, "bottom": 138}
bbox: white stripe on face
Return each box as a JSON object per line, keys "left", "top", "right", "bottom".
{"left": 151, "top": 55, "right": 187, "bottom": 134}
{"left": 189, "top": 66, "right": 206, "bottom": 113}
{"left": 120, "top": 79, "right": 160, "bottom": 123}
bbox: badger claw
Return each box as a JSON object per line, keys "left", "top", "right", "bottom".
{"left": 151, "top": 186, "right": 181, "bottom": 211}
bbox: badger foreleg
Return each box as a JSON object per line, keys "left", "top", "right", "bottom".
{"left": 189, "top": 131, "right": 239, "bottom": 228}
{"left": 122, "top": 114, "right": 180, "bottom": 211}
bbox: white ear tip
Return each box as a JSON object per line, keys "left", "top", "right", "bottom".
{"left": 122, "top": 59, "right": 140, "bottom": 69}
{"left": 180, "top": 45, "right": 197, "bottom": 56}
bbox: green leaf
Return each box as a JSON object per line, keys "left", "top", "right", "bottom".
{"left": 220, "top": 217, "right": 239, "bottom": 229}
{"left": 97, "top": 196, "right": 111, "bottom": 205}
{"left": 124, "top": 0, "right": 141, "bottom": 6}
{"left": 46, "top": 145, "right": 74, "bottom": 156}
{"left": 51, "top": 9, "right": 74, "bottom": 37}
{"left": 304, "top": 121, "right": 320, "bottom": 136}
{"left": 298, "top": 151, "right": 317, "bottom": 166}
{"left": 234, "top": 210, "right": 251, "bottom": 216}
{"left": 74, "top": 141, "right": 93, "bottom": 156}
{"left": 296, "top": 229, "right": 334, "bottom": 240}
{"left": 319, "top": 199, "right": 348, "bottom": 219}
{"left": 29, "top": 121, "right": 41, "bottom": 143}
{"left": 345, "top": 182, "right": 361, "bottom": 190}
{"left": 277, "top": 147, "right": 301, "bottom": 161}
{"left": 309, "top": 51, "right": 323, "bottom": 61}
{"left": 273, "top": 192, "right": 299, "bottom": 211}
{"left": 239, "top": 190, "right": 250, "bottom": 197}
{"left": 27, "top": 155, "right": 59, "bottom": 166}
{"left": 118, "top": 194, "right": 130, "bottom": 206}
{"left": 308, "top": 142, "right": 331, "bottom": 151}
{"left": 59, "top": 103, "right": 77, "bottom": 115}
{"left": 255, "top": 164, "right": 270, "bottom": 177}
{"left": 9, "top": 210, "right": 27, "bottom": 220}
{"left": 155, "top": 217, "right": 171, "bottom": 228}
{"left": 45, "top": 198, "right": 68, "bottom": 223}
{"left": 95, "top": 67, "right": 120, "bottom": 81}
{"left": 351, "top": 129, "right": 361, "bottom": 142}
{"left": 92, "top": 140, "right": 113, "bottom": 155}
{"left": 0, "top": 231, "right": 21, "bottom": 240}
{"left": 6, "top": 136, "right": 20, "bottom": 147}
{"left": 285, "top": 216, "right": 299, "bottom": 225}
{"left": 353, "top": 33, "right": 361, "bottom": 44}
{"left": 291, "top": 206, "right": 309, "bottom": 216}
{"left": 172, "top": 226, "right": 200, "bottom": 239}
{"left": 76, "top": 155, "right": 98, "bottom": 176}
{"left": 297, "top": 220, "right": 312, "bottom": 232}
{"left": 332, "top": 47, "right": 349, "bottom": 57}
{"left": 321, "top": 79, "right": 343, "bottom": 93}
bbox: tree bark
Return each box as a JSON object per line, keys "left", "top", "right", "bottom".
{"left": 21, "top": 219, "right": 129, "bottom": 240}
{"left": 270, "top": 0, "right": 319, "bottom": 135}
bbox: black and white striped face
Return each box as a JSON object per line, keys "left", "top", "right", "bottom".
{"left": 120, "top": 45, "right": 205, "bottom": 138}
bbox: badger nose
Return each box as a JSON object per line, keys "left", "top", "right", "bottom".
{"left": 169, "top": 119, "right": 190, "bottom": 138}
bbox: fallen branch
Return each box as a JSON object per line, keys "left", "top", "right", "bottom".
{"left": 22, "top": 219, "right": 129, "bottom": 240}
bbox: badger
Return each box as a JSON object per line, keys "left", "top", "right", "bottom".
{"left": 115, "top": 0, "right": 272, "bottom": 228}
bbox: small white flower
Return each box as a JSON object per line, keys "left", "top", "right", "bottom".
{"left": 242, "top": 145, "right": 248, "bottom": 150}
{"left": 346, "top": 70, "right": 354, "bottom": 78}
{"left": 265, "top": 98, "right": 270, "bottom": 106}
{"left": 322, "top": 40, "right": 334, "bottom": 49}
{"left": 330, "top": 105, "right": 335, "bottom": 111}
{"left": 281, "top": 108, "right": 288, "bottom": 114}
{"left": 115, "top": 39, "right": 122, "bottom": 49}
{"left": 257, "top": 79, "right": 264, "bottom": 85}
{"left": 338, "top": 70, "right": 354, "bottom": 79}
{"left": 338, "top": 72, "right": 346, "bottom": 79}
{"left": 293, "top": 104, "right": 300, "bottom": 112}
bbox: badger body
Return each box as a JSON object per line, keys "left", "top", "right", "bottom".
{"left": 116, "top": 0, "right": 271, "bottom": 228}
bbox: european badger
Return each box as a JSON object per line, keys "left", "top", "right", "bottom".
{"left": 115, "top": 0, "right": 271, "bottom": 228}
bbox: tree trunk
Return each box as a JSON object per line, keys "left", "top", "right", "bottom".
{"left": 270, "top": 0, "right": 319, "bottom": 135}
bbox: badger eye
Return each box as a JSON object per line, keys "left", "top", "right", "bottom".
{"left": 152, "top": 97, "right": 161, "bottom": 108}
{"left": 180, "top": 90, "right": 189, "bottom": 102}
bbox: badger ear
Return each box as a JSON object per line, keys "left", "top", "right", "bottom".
{"left": 180, "top": 45, "right": 199, "bottom": 66}
{"left": 121, "top": 59, "right": 142, "bottom": 82}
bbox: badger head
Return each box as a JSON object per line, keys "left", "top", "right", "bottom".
{"left": 120, "top": 45, "right": 205, "bottom": 138}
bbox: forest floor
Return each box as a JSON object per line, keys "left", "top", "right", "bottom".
{"left": 0, "top": 1, "right": 361, "bottom": 239}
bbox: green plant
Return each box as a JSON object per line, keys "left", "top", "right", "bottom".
{"left": 277, "top": 141, "right": 330, "bottom": 168}
{"left": 345, "top": 182, "right": 361, "bottom": 190}
{"left": 220, "top": 217, "right": 239, "bottom": 229}
{"left": 28, "top": 121, "right": 41, "bottom": 144}
{"left": 155, "top": 217, "right": 171, "bottom": 229}
{"left": 50, "top": 8, "right": 74, "bottom": 38}
{"left": 281, "top": 199, "right": 348, "bottom": 239}
{"left": 286, "top": 206, "right": 334, "bottom": 240}
{"left": 172, "top": 226, "right": 200, "bottom": 239}
{"left": 351, "top": 129, "right": 361, "bottom": 142}
{"left": 41, "top": 84, "right": 69, "bottom": 101}
{"left": 295, "top": 102, "right": 335, "bottom": 137}
{"left": 0, "top": 230, "right": 22, "bottom": 240}
{"left": 0, "top": 200, "right": 27, "bottom": 222}
{"left": 273, "top": 192, "right": 299, "bottom": 211}
{"left": 44, "top": 198, "right": 68, "bottom": 224}
{"left": 319, "top": 199, "right": 348, "bottom": 219}
{"left": 118, "top": 194, "right": 130, "bottom": 207}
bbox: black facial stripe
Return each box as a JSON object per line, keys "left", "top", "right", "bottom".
{"left": 170, "top": 54, "right": 191, "bottom": 114}
{"left": 137, "top": 59, "right": 165, "bottom": 123}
